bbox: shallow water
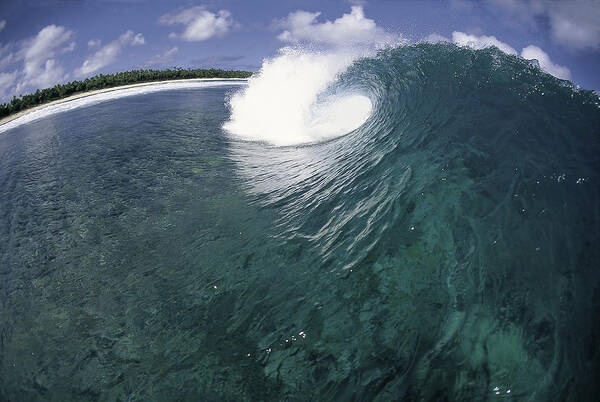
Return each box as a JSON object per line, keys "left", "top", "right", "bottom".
{"left": 1, "top": 44, "right": 599, "bottom": 401}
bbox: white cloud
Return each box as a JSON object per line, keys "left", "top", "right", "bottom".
{"left": 0, "top": 25, "right": 78, "bottom": 100}
{"left": 16, "top": 25, "right": 75, "bottom": 93}
{"left": 88, "top": 39, "right": 101, "bottom": 48}
{"left": 0, "top": 71, "right": 17, "bottom": 99}
{"left": 423, "top": 33, "right": 450, "bottom": 43}
{"left": 132, "top": 33, "right": 145, "bottom": 45}
{"left": 486, "top": 0, "right": 546, "bottom": 23}
{"left": 24, "top": 60, "right": 65, "bottom": 91}
{"left": 520, "top": 45, "right": 571, "bottom": 79}
{"left": 0, "top": 43, "right": 18, "bottom": 70}
{"left": 546, "top": 1, "right": 600, "bottom": 50}
{"left": 145, "top": 46, "right": 179, "bottom": 66}
{"left": 275, "top": 6, "right": 402, "bottom": 47}
{"left": 63, "top": 41, "right": 76, "bottom": 53}
{"left": 452, "top": 31, "right": 571, "bottom": 80}
{"left": 487, "top": 0, "right": 600, "bottom": 51}
{"left": 452, "top": 31, "right": 518, "bottom": 55}
{"left": 76, "top": 30, "right": 145, "bottom": 77}
{"left": 159, "top": 6, "right": 234, "bottom": 42}
{"left": 0, "top": 20, "right": 6, "bottom": 32}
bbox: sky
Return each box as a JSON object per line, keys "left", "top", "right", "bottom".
{"left": 0, "top": 0, "right": 599, "bottom": 102}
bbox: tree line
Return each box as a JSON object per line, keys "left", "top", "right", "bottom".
{"left": 0, "top": 68, "right": 253, "bottom": 119}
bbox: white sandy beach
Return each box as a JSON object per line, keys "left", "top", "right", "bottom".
{"left": 0, "top": 78, "right": 247, "bottom": 129}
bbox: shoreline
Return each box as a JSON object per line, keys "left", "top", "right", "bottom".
{"left": 0, "top": 77, "right": 247, "bottom": 127}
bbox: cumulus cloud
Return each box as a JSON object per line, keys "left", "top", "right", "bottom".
{"left": 159, "top": 6, "right": 234, "bottom": 42}
{"left": 0, "top": 43, "right": 18, "bottom": 71}
{"left": 63, "top": 41, "right": 76, "bottom": 53}
{"left": 452, "top": 31, "right": 518, "bottom": 55}
{"left": 16, "top": 25, "right": 75, "bottom": 93}
{"left": 423, "top": 33, "right": 450, "bottom": 43}
{"left": 452, "top": 31, "right": 570, "bottom": 80}
{"left": 131, "top": 33, "right": 145, "bottom": 45}
{"left": 88, "top": 39, "right": 101, "bottom": 48}
{"left": 275, "top": 6, "right": 402, "bottom": 47}
{"left": 520, "top": 45, "right": 571, "bottom": 79}
{"left": 486, "top": 0, "right": 545, "bottom": 25}
{"left": 145, "top": 46, "right": 179, "bottom": 66}
{"left": 546, "top": 1, "right": 600, "bottom": 50}
{"left": 487, "top": 0, "right": 600, "bottom": 51}
{"left": 76, "top": 30, "right": 145, "bottom": 77}
{"left": 0, "top": 25, "right": 76, "bottom": 99}
{"left": 0, "top": 20, "right": 6, "bottom": 32}
{"left": 0, "top": 71, "right": 17, "bottom": 99}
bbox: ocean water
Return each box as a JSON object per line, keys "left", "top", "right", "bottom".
{"left": 0, "top": 44, "right": 599, "bottom": 401}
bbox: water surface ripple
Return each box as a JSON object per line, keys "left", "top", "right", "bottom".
{"left": 1, "top": 44, "right": 599, "bottom": 401}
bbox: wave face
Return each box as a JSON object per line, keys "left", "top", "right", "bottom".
{"left": 0, "top": 43, "right": 599, "bottom": 401}
{"left": 228, "top": 43, "right": 600, "bottom": 399}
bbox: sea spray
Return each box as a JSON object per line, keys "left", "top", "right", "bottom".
{"left": 223, "top": 47, "right": 373, "bottom": 146}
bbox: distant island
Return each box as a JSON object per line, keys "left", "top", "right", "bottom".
{"left": 0, "top": 68, "right": 253, "bottom": 120}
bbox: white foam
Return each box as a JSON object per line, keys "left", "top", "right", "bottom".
{"left": 0, "top": 80, "right": 245, "bottom": 134}
{"left": 223, "top": 48, "right": 373, "bottom": 147}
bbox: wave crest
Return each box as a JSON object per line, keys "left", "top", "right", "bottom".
{"left": 223, "top": 48, "right": 373, "bottom": 146}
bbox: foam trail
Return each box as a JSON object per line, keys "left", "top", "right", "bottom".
{"left": 223, "top": 48, "right": 373, "bottom": 146}
{"left": 0, "top": 80, "right": 245, "bottom": 134}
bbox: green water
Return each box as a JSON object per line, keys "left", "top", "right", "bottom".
{"left": 1, "top": 44, "right": 599, "bottom": 401}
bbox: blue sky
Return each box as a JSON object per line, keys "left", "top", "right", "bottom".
{"left": 0, "top": 0, "right": 599, "bottom": 101}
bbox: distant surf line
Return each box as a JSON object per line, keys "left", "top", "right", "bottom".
{"left": 0, "top": 78, "right": 247, "bottom": 134}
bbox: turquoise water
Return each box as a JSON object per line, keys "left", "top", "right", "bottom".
{"left": 0, "top": 44, "right": 599, "bottom": 401}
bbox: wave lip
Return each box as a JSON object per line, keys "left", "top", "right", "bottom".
{"left": 223, "top": 48, "right": 373, "bottom": 146}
